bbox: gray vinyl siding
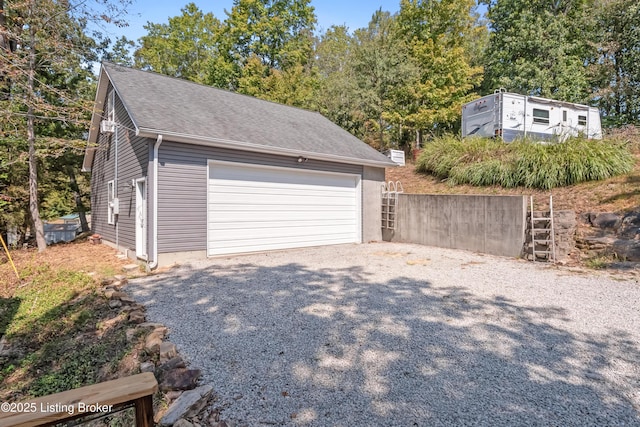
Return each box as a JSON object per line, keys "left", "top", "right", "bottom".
{"left": 157, "top": 141, "right": 363, "bottom": 254}
{"left": 91, "top": 83, "right": 150, "bottom": 252}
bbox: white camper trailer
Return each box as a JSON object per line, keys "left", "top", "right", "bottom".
{"left": 461, "top": 90, "right": 602, "bottom": 142}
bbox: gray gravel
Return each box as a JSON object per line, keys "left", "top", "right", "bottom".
{"left": 129, "top": 243, "right": 640, "bottom": 426}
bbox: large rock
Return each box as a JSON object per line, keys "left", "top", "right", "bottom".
{"left": 145, "top": 331, "right": 164, "bottom": 353}
{"left": 140, "top": 361, "right": 155, "bottom": 373}
{"left": 618, "top": 211, "right": 640, "bottom": 240}
{"left": 160, "top": 368, "right": 202, "bottom": 391}
{"left": 159, "top": 341, "right": 178, "bottom": 363}
{"left": 592, "top": 212, "right": 622, "bottom": 230}
{"left": 159, "top": 384, "right": 213, "bottom": 426}
{"left": 612, "top": 239, "right": 640, "bottom": 262}
{"left": 156, "top": 356, "right": 187, "bottom": 381}
{"left": 128, "top": 310, "right": 146, "bottom": 324}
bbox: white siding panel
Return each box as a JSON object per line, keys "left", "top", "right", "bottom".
{"left": 208, "top": 161, "right": 361, "bottom": 256}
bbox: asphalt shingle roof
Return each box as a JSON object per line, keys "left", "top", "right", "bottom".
{"left": 102, "top": 63, "right": 394, "bottom": 167}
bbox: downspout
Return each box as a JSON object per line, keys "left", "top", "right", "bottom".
{"left": 147, "top": 134, "right": 163, "bottom": 270}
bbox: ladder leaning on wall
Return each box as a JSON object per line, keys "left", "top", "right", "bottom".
{"left": 381, "top": 181, "right": 403, "bottom": 230}
{"left": 530, "top": 195, "right": 556, "bottom": 263}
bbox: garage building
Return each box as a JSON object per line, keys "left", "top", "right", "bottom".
{"left": 82, "top": 63, "right": 394, "bottom": 268}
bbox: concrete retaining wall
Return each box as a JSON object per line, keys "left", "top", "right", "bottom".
{"left": 383, "top": 194, "right": 528, "bottom": 257}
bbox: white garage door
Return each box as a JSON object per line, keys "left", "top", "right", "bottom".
{"left": 207, "top": 161, "right": 361, "bottom": 256}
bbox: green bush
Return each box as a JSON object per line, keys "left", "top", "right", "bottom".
{"left": 415, "top": 135, "right": 635, "bottom": 190}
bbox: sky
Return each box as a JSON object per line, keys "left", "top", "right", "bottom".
{"left": 118, "top": 0, "right": 402, "bottom": 42}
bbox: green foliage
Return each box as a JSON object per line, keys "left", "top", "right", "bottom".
{"left": 416, "top": 136, "right": 634, "bottom": 189}
{"left": 0, "top": 0, "right": 122, "bottom": 247}
{"left": 211, "top": 0, "right": 317, "bottom": 105}
{"left": 7, "top": 267, "right": 93, "bottom": 336}
{"left": 135, "top": 3, "right": 221, "bottom": 84}
{"left": 482, "top": 0, "right": 595, "bottom": 103}
{"left": 351, "top": 10, "right": 417, "bottom": 149}
{"left": 590, "top": 0, "right": 640, "bottom": 126}
{"left": 397, "top": 0, "right": 485, "bottom": 135}
{"left": 104, "top": 36, "right": 136, "bottom": 67}
{"left": 2, "top": 263, "right": 130, "bottom": 399}
{"left": 314, "top": 25, "right": 363, "bottom": 136}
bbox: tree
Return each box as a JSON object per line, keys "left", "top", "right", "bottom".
{"left": 397, "top": 0, "right": 484, "bottom": 142}
{"left": 482, "top": 0, "right": 595, "bottom": 103}
{"left": 591, "top": 0, "right": 640, "bottom": 126}
{"left": 314, "top": 25, "right": 362, "bottom": 136}
{"left": 0, "top": 0, "right": 130, "bottom": 251}
{"left": 351, "top": 10, "right": 417, "bottom": 149}
{"left": 211, "top": 0, "right": 317, "bottom": 104}
{"left": 135, "top": 3, "right": 221, "bottom": 84}
{"left": 104, "top": 36, "right": 135, "bottom": 67}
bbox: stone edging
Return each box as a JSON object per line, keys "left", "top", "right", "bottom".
{"left": 100, "top": 274, "right": 228, "bottom": 427}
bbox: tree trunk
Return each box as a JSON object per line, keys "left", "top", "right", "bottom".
{"left": 0, "top": 0, "right": 9, "bottom": 52}
{"left": 0, "top": 0, "right": 11, "bottom": 101}
{"left": 66, "top": 165, "right": 89, "bottom": 232}
{"left": 27, "top": 18, "right": 46, "bottom": 252}
{"left": 379, "top": 116, "right": 385, "bottom": 151}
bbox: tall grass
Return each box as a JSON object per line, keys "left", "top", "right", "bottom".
{"left": 415, "top": 135, "right": 634, "bottom": 190}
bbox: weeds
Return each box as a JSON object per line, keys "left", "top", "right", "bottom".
{"left": 416, "top": 135, "right": 634, "bottom": 189}
{"left": 585, "top": 256, "right": 609, "bottom": 269}
{"left": 0, "top": 246, "right": 138, "bottom": 402}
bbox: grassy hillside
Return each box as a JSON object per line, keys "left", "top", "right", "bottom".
{"left": 388, "top": 128, "right": 640, "bottom": 213}
{"left": 414, "top": 135, "right": 634, "bottom": 190}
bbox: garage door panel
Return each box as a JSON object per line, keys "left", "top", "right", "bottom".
{"left": 213, "top": 167, "right": 356, "bottom": 189}
{"left": 209, "top": 203, "right": 356, "bottom": 213}
{"left": 209, "top": 210, "right": 355, "bottom": 224}
{"left": 209, "top": 219, "right": 357, "bottom": 230}
{"left": 208, "top": 212, "right": 355, "bottom": 229}
{"left": 213, "top": 182, "right": 355, "bottom": 196}
{"left": 208, "top": 232, "right": 357, "bottom": 253}
{"left": 210, "top": 193, "right": 356, "bottom": 206}
{"left": 208, "top": 223, "right": 358, "bottom": 241}
{"left": 208, "top": 161, "right": 360, "bottom": 256}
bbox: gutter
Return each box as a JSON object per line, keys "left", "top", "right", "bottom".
{"left": 135, "top": 128, "right": 396, "bottom": 169}
{"left": 147, "top": 134, "right": 163, "bottom": 270}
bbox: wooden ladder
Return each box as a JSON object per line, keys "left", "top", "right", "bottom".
{"left": 381, "top": 181, "right": 403, "bottom": 231}
{"left": 530, "top": 195, "right": 556, "bottom": 263}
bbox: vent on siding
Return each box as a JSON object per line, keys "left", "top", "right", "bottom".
{"left": 100, "top": 120, "right": 115, "bottom": 134}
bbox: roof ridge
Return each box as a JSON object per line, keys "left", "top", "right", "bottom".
{"left": 101, "top": 61, "right": 326, "bottom": 117}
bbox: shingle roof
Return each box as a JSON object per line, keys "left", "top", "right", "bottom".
{"left": 92, "top": 62, "right": 394, "bottom": 167}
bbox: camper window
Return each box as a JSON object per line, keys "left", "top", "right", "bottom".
{"left": 578, "top": 115, "right": 587, "bottom": 126}
{"left": 533, "top": 109, "right": 550, "bottom": 125}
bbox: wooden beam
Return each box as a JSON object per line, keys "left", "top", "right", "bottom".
{"left": 0, "top": 372, "right": 158, "bottom": 427}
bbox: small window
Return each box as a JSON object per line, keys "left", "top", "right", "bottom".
{"left": 107, "top": 180, "right": 115, "bottom": 225}
{"left": 578, "top": 115, "right": 587, "bottom": 126}
{"left": 562, "top": 110, "right": 567, "bottom": 122}
{"left": 106, "top": 89, "right": 115, "bottom": 122}
{"left": 533, "top": 108, "right": 550, "bottom": 125}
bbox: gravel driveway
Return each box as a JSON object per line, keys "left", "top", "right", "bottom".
{"left": 129, "top": 243, "right": 640, "bottom": 426}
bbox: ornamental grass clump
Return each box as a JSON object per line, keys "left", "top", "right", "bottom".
{"left": 415, "top": 135, "right": 634, "bottom": 189}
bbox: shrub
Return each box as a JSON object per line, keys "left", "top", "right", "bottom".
{"left": 415, "top": 135, "right": 634, "bottom": 189}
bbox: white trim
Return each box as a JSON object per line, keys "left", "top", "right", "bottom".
{"left": 206, "top": 159, "right": 362, "bottom": 257}
{"left": 83, "top": 64, "right": 143, "bottom": 172}
{"left": 107, "top": 180, "right": 115, "bottom": 225}
{"left": 135, "top": 177, "right": 148, "bottom": 260}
